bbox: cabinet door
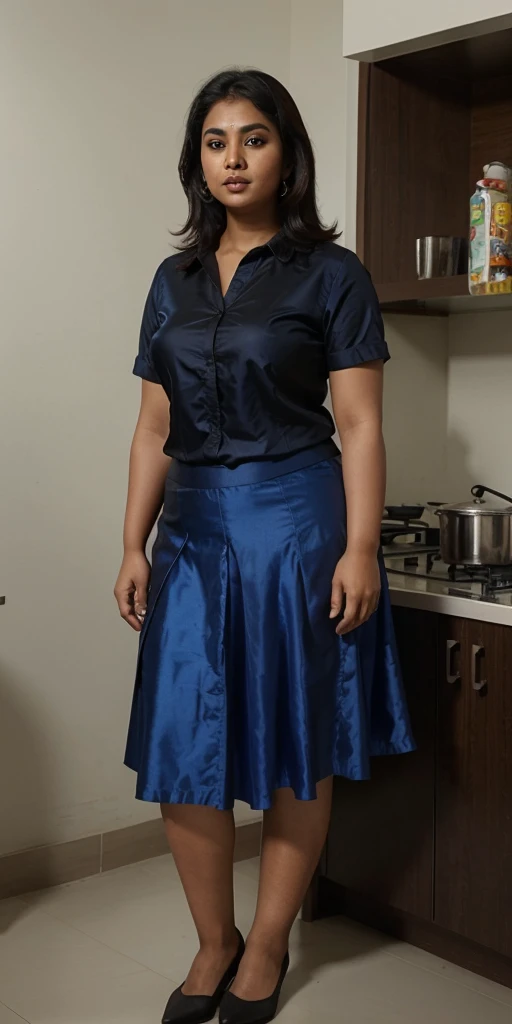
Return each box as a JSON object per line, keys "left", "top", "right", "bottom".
{"left": 435, "top": 617, "right": 512, "bottom": 957}
{"left": 326, "top": 607, "right": 436, "bottom": 920}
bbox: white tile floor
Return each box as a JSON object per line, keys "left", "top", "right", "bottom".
{"left": 1, "top": 855, "right": 512, "bottom": 1023}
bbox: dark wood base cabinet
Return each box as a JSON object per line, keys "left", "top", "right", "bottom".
{"left": 304, "top": 607, "right": 512, "bottom": 990}
{"left": 436, "top": 616, "right": 512, "bottom": 958}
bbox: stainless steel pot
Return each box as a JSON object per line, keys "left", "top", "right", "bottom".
{"left": 433, "top": 485, "right": 512, "bottom": 566}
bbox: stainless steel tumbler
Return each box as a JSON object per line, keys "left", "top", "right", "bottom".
{"left": 416, "top": 236, "right": 463, "bottom": 279}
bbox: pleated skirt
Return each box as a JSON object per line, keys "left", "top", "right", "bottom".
{"left": 123, "top": 445, "right": 416, "bottom": 810}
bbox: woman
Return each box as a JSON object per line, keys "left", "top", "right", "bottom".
{"left": 115, "top": 67, "right": 415, "bottom": 1024}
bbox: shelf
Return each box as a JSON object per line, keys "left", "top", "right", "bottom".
{"left": 357, "top": 42, "right": 512, "bottom": 315}
{"left": 377, "top": 276, "right": 512, "bottom": 316}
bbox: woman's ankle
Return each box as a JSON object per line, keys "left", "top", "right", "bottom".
{"left": 198, "top": 925, "right": 240, "bottom": 954}
{"left": 244, "top": 927, "right": 289, "bottom": 961}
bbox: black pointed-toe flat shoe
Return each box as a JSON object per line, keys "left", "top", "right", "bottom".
{"left": 218, "top": 950, "right": 289, "bottom": 1024}
{"left": 161, "top": 928, "right": 245, "bottom": 1024}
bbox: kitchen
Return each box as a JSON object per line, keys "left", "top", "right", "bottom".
{"left": 305, "top": 2, "right": 512, "bottom": 995}
{"left": 2, "top": 2, "right": 512, "bottom": 1022}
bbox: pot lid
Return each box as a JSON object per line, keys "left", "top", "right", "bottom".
{"left": 437, "top": 498, "right": 512, "bottom": 515}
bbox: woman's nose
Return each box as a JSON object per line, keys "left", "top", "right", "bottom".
{"left": 225, "top": 147, "right": 246, "bottom": 170}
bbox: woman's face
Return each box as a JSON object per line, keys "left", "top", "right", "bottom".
{"left": 201, "top": 97, "right": 288, "bottom": 213}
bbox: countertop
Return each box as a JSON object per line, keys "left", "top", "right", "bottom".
{"left": 385, "top": 548, "right": 512, "bottom": 627}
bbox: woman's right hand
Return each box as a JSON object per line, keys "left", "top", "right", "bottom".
{"left": 114, "top": 550, "right": 151, "bottom": 632}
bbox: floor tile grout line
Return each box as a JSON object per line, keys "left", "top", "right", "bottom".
{"left": 145, "top": 940, "right": 512, "bottom": 1008}
{"left": 11, "top": 891, "right": 208, "bottom": 988}
{"left": 380, "top": 946, "right": 512, "bottom": 1009}
{"left": 6, "top": 900, "right": 162, "bottom": 980}
{"left": 0, "top": 1000, "right": 31, "bottom": 1023}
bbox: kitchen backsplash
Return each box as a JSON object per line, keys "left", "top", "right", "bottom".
{"left": 376, "top": 310, "right": 512, "bottom": 506}
{"left": 446, "top": 309, "right": 512, "bottom": 500}
{"left": 322, "top": 313, "right": 448, "bottom": 505}
{"left": 382, "top": 314, "right": 448, "bottom": 505}
{"left": 325, "top": 306, "right": 512, "bottom": 506}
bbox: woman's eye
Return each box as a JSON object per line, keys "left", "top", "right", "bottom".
{"left": 206, "top": 137, "right": 264, "bottom": 150}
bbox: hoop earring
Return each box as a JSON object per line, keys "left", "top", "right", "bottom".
{"left": 279, "top": 180, "right": 289, "bottom": 198}
{"left": 201, "top": 176, "right": 215, "bottom": 204}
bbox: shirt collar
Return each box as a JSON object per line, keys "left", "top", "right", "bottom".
{"left": 266, "top": 231, "right": 295, "bottom": 262}
{"left": 178, "top": 230, "right": 295, "bottom": 271}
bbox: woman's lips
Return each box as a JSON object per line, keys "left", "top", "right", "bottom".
{"left": 224, "top": 181, "right": 250, "bottom": 192}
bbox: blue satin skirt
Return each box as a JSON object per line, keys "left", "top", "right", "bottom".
{"left": 123, "top": 445, "right": 415, "bottom": 810}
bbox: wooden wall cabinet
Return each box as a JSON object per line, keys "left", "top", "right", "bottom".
{"left": 308, "top": 607, "right": 512, "bottom": 988}
{"left": 358, "top": 27, "right": 512, "bottom": 314}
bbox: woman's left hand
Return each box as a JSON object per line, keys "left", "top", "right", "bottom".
{"left": 329, "top": 550, "right": 381, "bottom": 636}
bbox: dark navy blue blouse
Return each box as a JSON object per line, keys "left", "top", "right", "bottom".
{"left": 133, "top": 232, "right": 389, "bottom": 468}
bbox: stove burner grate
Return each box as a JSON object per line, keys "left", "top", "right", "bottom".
{"left": 447, "top": 563, "right": 512, "bottom": 595}
{"left": 386, "top": 548, "right": 512, "bottom": 600}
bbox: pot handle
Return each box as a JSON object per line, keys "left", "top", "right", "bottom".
{"left": 471, "top": 484, "right": 512, "bottom": 505}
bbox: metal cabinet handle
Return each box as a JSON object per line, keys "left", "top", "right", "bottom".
{"left": 471, "top": 644, "right": 487, "bottom": 691}
{"left": 446, "top": 639, "right": 460, "bottom": 684}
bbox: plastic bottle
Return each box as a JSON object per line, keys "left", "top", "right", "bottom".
{"left": 469, "top": 161, "right": 512, "bottom": 295}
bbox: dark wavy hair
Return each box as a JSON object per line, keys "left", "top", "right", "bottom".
{"left": 173, "top": 67, "right": 340, "bottom": 256}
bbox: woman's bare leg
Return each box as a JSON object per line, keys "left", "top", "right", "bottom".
{"left": 161, "top": 803, "right": 240, "bottom": 994}
{"left": 229, "top": 776, "right": 333, "bottom": 999}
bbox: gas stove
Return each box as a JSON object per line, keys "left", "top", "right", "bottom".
{"left": 381, "top": 514, "right": 512, "bottom": 603}
{"left": 385, "top": 548, "right": 512, "bottom": 600}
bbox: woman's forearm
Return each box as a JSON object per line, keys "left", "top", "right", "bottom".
{"left": 123, "top": 426, "right": 172, "bottom": 553}
{"left": 339, "top": 421, "right": 386, "bottom": 556}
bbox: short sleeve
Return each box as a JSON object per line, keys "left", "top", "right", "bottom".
{"left": 323, "top": 250, "right": 390, "bottom": 371}
{"left": 132, "top": 264, "right": 163, "bottom": 384}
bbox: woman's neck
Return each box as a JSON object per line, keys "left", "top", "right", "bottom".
{"left": 218, "top": 211, "right": 281, "bottom": 256}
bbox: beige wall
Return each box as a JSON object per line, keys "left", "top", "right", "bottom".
{"left": 0, "top": 0, "right": 293, "bottom": 856}
{"left": 290, "top": 0, "right": 346, "bottom": 241}
{"left": 381, "top": 310, "right": 512, "bottom": 509}
{"left": 382, "top": 316, "right": 448, "bottom": 506}
{"left": 446, "top": 312, "right": 512, "bottom": 501}
{"left": 1, "top": 0, "right": 464, "bottom": 859}
{"left": 343, "top": 1, "right": 512, "bottom": 60}
{"left": 289, "top": 0, "right": 349, "bottom": 442}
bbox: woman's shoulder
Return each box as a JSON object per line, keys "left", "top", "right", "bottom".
{"left": 311, "top": 240, "right": 365, "bottom": 273}
{"left": 146, "top": 250, "right": 193, "bottom": 296}
{"left": 308, "top": 242, "right": 372, "bottom": 295}
{"left": 154, "top": 250, "right": 190, "bottom": 278}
